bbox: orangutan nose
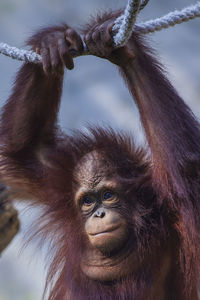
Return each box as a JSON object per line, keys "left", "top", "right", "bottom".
{"left": 94, "top": 208, "right": 105, "bottom": 218}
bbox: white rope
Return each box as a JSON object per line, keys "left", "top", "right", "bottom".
{"left": 0, "top": 43, "right": 41, "bottom": 63}
{"left": 112, "top": 0, "right": 141, "bottom": 47}
{"left": 137, "top": 2, "right": 200, "bottom": 34}
{"left": 0, "top": 1, "right": 200, "bottom": 64}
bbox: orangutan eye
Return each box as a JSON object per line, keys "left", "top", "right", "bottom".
{"left": 103, "top": 191, "right": 114, "bottom": 200}
{"left": 82, "top": 196, "right": 94, "bottom": 206}
{"left": 81, "top": 196, "right": 96, "bottom": 213}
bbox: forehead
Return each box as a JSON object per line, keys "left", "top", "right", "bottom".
{"left": 74, "top": 151, "right": 114, "bottom": 190}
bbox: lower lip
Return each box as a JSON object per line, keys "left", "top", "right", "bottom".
{"left": 90, "top": 225, "right": 120, "bottom": 236}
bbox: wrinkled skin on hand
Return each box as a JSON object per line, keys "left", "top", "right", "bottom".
{"left": 27, "top": 18, "right": 135, "bottom": 74}
{"left": 27, "top": 25, "right": 84, "bottom": 75}
{"left": 83, "top": 17, "right": 136, "bottom": 67}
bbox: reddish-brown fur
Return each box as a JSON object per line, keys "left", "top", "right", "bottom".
{"left": 0, "top": 11, "right": 200, "bottom": 300}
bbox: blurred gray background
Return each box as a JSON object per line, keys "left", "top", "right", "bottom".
{"left": 0, "top": 0, "right": 199, "bottom": 299}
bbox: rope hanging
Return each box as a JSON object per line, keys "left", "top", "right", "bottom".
{"left": 0, "top": 1, "right": 200, "bottom": 64}
{"left": 112, "top": 0, "right": 150, "bottom": 47}
{"left": 137, "top": 2, "right": 200, "bottom": 34}
{"left": 112, "top": 0, "right": 142, "bottom": 47}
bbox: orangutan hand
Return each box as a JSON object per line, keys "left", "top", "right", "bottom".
{"left": 27, "top": 25, "right": 84, "bottom": 75}
{"left": 84, "top": 16, "right": 135, "bottom": 67}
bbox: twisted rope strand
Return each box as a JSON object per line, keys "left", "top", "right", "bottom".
{"left": 137, "top": 2, "right": 200, "bottom": 34}
{"left": 0, "top": 43, "right": 41, "bottom": 63}
{"left": 113, "top": 0, "right": 149, "bottom": 31}
{"left": 113, "top": 0, "right": 141, "bottom": 47}
{"left": 0, "top": 1, "right": 200, "bottom": 64}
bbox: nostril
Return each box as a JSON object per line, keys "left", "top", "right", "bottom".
{"left": 95, "top": 210, "right": 105, "bottom": 218}
{"left": 100, "top": 211, "right": 105, "bottom": 218}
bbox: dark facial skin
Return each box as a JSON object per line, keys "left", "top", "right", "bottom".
{"left": 74, "top": 151, "right": 135, "bottom": 281}
{"left": 74, "top": 151, "right": 129, "bottom": 255}
{"left": 85, "top": 206, "right": 128, "bottom": 254}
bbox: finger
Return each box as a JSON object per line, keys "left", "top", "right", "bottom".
{"left": 91, "top": 28, "right": 105, "bottom": 55}
{"left": 49, "top": 45, "right": 61, "bottom": 71}
{"left": 91, "top": 28, "right": 100, "bottom": 44}
{"left": 62, "top": 38, "right": 74, "bottom": 70}
{"left": 97, "top": 26, "right": 113, "bottom": 56}
{"left": 91, "top": 28, "right": 103, "bottom": 54}
{"left": 40, "top": 47, "right": 51, "bottom": 75}
{"left": 58, "top": 38, "right": 68, "bottom": 63}
{"left": 63, "top": 38, "right": 78, "bottom": 58}
{"left": 84, "top": 27, "right": 98, "bottom": 54}
{"left": 104, "top": 23, "right": 114, "bottom": 46}
{"left": 66, "top": 29, "right": 83, "bottom": 53}
{"left": 86, "top": 38, "right": 97, "bottom": 55}
{"left": 58, "top": 38, "right": 74, "bottom": 70}
{"left": 84, "top": 29, "right": 93, "bottom": 46}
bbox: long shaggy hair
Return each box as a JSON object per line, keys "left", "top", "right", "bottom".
{"left": 0, "top": 11, "right": 200, "bottom": 300}
{"left": 26, "top": 127, "right": 200, "bottom": 300}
